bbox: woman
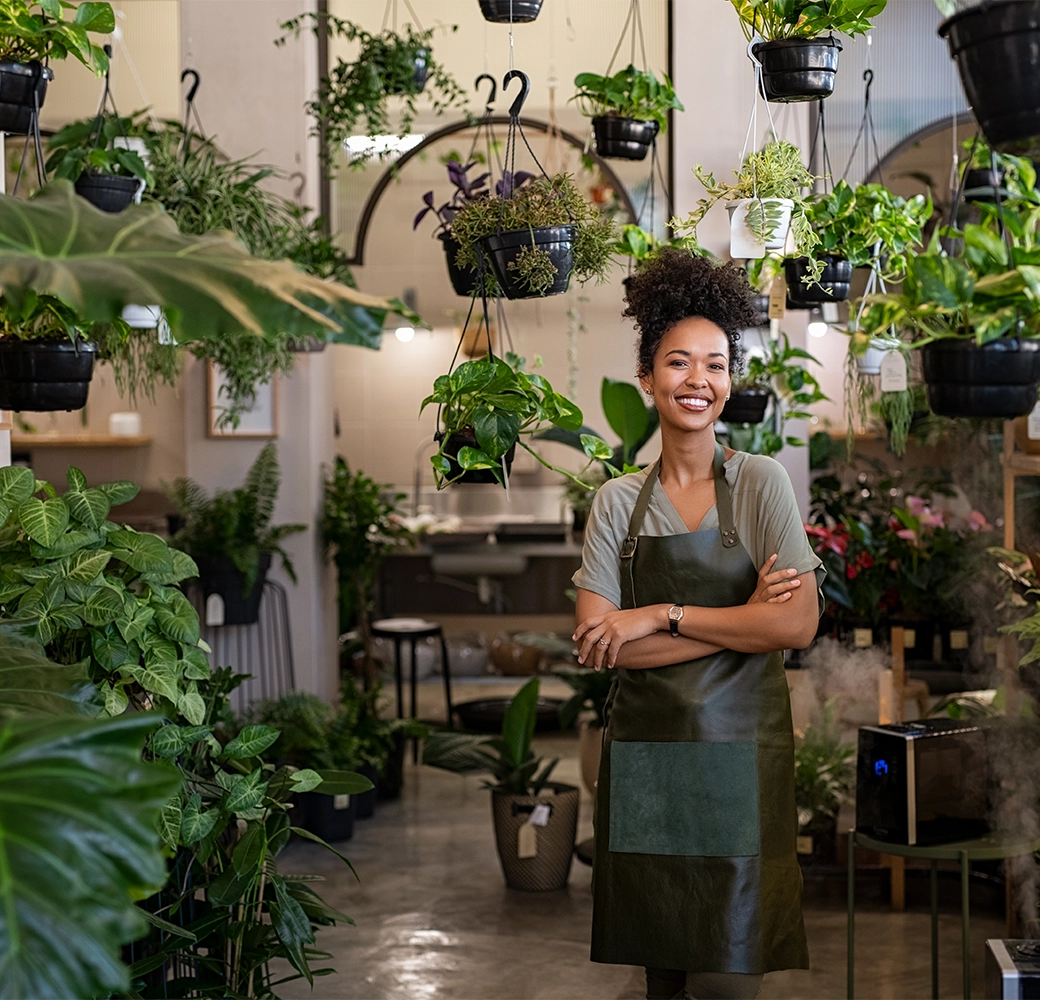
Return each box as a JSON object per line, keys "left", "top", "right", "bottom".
{"left": 572, "top": 250, "right": 824, "bottom": 1000}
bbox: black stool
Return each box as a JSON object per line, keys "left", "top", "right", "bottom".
{"left": 370, "top": 619, "right": 454, "bottom": 761}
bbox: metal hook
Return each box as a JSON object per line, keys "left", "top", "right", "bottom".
{"left": 862, "top": 68, "right": 874, "bottom": 101}
{"left": 181, "top": 68, "right": 200, "bottom": 105}
{"left": 503, "top": 69, "right": 529, "bottom": 121}
{"left": 475, "top": 72, "right": 496, "bottom": 111}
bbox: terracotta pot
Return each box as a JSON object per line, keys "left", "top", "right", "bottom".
{"left": 490, "top": 636, "right": 544, "bottom": 675}
{"left": 578, "top": 719, "right": 602, "bottom": 798}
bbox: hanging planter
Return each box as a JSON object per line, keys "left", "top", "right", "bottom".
{"left": 479, "top": 0, "right": 543, "bottom": 23}
{"left": 483, "top": 224, "right": 577, "bottom": 300}
{"left": 591, "top": 115, "right": 659, "bottom": 160}
{"left": 73, "top": 171, "right": 141, "bottom": 213}
{"left": 727, "top": 197, "right": 794, "bottom": 257}
{"left": 785, "top": 254, "right": 852, "bottom": 306}
{"left": 0, "top": 60, "right": 51, "bottom": 134}
{"left": 939, "top": 1, "right": 1040, "bottom": 157}
{"left": 857, "top": 338, "right": 896, "bottom": 376}
{"left": 752, "top": 37, "right": 843, "bottom": 103}
{"left": 386, "top": 47, "right": 429, "bottom": 95}
{"left": 921, "top": 338, "right": 1040, "bottom": 419}
{"left": 439, "top": 232, "right": 480, "bottom": 297}
{"left": 194, "top": 553, "right": 272, "bottom": 627}
{"left": 721, "top": 387, "right": 770, "bottom": 424}
{"left": 442, "top": 429, "right": 516, "bottom": 484}
{"left": 962, "top": 166, "right": 1005, "bottom": 203}
{"left": 0, "top": 338, "right": 95, "bottom": 411}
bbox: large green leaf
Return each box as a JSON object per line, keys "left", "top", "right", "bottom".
{"left": 153, "top": 594, "right": 200, "bottom": 645}
{"left": 601, "top": 378, "right": 650, "bottom": 461}
{"left": 223, "top": 724, "right": 280, "bottom": 760}
{"left": 270, "top": 877, "right": 316, "bottom": 984}
{"left": 0, "top": 712, "right": 179, "bottom": 1000}
{"left": 0, "top": 633, "right": 96, "bottom": 719}
{"left": 16, "top": 497, "right": 70, "bottom": 548}
{"left": 0, "top": 182, "right": 396, "bottom": 347}
{"left": 0, "top": 468, "right": 35, "bottom": 528}
{"left": 64, "top": 488, "right": 111, "bottom": 530}
{"left": 107, "top": 529, "right": 174, "bottom": 574}
{"left": 501, "top": 678, "right": 540, "bottom": 772}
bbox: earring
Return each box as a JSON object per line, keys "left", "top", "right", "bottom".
{"left": 644, "top": 389, "right": 653, "bottom": 397}
{"left": 726, "top": 395, "right": 731, "bottom": 401}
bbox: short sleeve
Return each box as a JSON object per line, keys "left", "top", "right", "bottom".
{"left": 571, "top": 478, "right": 632, "bottom": 609}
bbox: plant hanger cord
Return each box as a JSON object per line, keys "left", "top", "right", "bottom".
{"left": 841, "top": 51, "right": 884, "bottom": 185}
{"left": 381, "top": 0, "right": 425, "bottom": 35}
{"left": 742, "top": 37, "right": 782, "bottom": 201}
{"left": 179, "top": 68, "right": 206, "bottom": 161}
{"left": 807, "top": 98, "right": 834, "bottom": 194}
{"left": 86, "top": 46, "right": 132, "bottom": 166}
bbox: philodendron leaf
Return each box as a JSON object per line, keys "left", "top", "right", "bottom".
{"left": 65, "top": 488, "right": 111, "bottom": 529}
{"left": 63, "top": 549, "right": 112, "bottom": 584}
{"left": 17, "top": 497, "right": 70, "bottom": 547}
{"left": 0, "top": 711, "right": 179, "bottom": 1000}
{"left": 0, "top": 182, "right": 397, "bottom": 348}
{"left": 97, "top": 480, "right": 139, "bottom": 506}
{"left": 66, "top": 467, "right": 87, "bottom": 492}
{"left": 289, "top": 768, "right": 323, "bottom": 793}
{"left": 0, "top": 633, "right": 96, "bottom": 719}
{"left": 180, "top": 791, "right": 218, "bottom": 844}
{"left": 177, "top": 684, "right": 206, "bottom": 727}
{"left": 29, "top": 528, "right": 101, "bottom": 560}
{"left": 0, "top": 467, "right": 34, "bottom": 527}
{"left": 77, "top": 586, "right": 125, "bottom": 627}
{"left": 580, "top": 434, "right": 614, "bottom": 461}
{"left": 107, "top": 530, "right": 174, "bottom": 574}
{"left": 153, "top": 594, "right": 201, "bottom": 645}
{"left": 223, "top": 724, "right": 280, "bottom": 760}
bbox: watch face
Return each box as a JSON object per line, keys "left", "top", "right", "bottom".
{"left": 669, "top": 606, "right": 682, "bottom": 622}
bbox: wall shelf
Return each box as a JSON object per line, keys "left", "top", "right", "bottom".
{"left": 11, "top": 434, "right": 153, "bottom": 448}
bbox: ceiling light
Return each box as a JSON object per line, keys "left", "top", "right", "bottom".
{"left": 395, "top": 326, "right": 415, "bottom": 343}
{"left": 808, "top": 321, "right": 828, "bottom": 338}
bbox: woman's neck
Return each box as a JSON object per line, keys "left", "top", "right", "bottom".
{"left": 657, "top": 425, "right": 717, "bottom": 487}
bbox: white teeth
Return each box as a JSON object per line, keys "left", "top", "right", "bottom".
{"left": 677, "top": 397, "right": 710, "bottom": 410}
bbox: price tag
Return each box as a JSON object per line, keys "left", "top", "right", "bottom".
{"left": 517, "top": 823, "right": 538, "bottom": 859}
{"left": 333, "top": 794, "right": 351, "bottom": 811}
{"left": 205, "top": 593, "right": 225, "bottom": 627}
{"left": 768, "top": 275, "right": 786, "bottom": 319}
{"left": 904, "top": 629, "right": 916, "bottom": 650}
{"left": 796, "top": 835, "right": 814, "bottom": 855}
{"left": 1028, "top": 401, "right": 1040, "bottom": 440}
{"left": 949, "top": 630, "right": 969, "bottom": 650}
{"left": 879, "top": 351, "right": 908, "bottom": 392}
{"left": 853, "top": 628, "right": 874, "bottom": 648}
{"left": 529, "top": 804, "right": 551, "bottom": 827}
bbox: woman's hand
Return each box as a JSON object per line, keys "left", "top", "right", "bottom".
{"left": 573, "top": 606, "right": 664, "bottom": 671}
{"left": 747, "top": 553, "right": 801, "bottom": 605}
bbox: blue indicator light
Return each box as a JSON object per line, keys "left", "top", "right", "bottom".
{"left": 874, "top": 759, "right": 889, "bottom": 776}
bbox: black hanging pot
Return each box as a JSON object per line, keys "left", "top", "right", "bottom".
{"left": 785, "top": 255, "right": 852, "bottom": 306}
{"left": 387, "top": 47, "right": 430, "bottom": 95}
{"left": 479, "top": 0, "right": 543, "bottom": 23}
{"left": 194, "top": 553, "right": 271, "bottom": 626}
{"left": 962, "top": 166, "right": 1006, "bottom": 203}
{"left": 940, "top": 1, "right": 1040, "bottom": 157}
{"left": 591, "top": 116, "right": 659, "bottom": 161}
{"left": 721, "top": 388, "right": 770, "bottom": 425}
{"left": 752, "top": 36, "right": 842, "bottom": 103}
{"left": 0, "top": 338, "right": 96, "bottom": 411}
{"left": 482, "top": 225, "right": 576, "bottom": 300}
{"left": 921, "top": 337, "right": 1040, "bottom": 419}
{"left": 443, "top": 429, "right": 516, "bottom": 484}
{"left": 0, "top": 60, "right": 51, "bottom": 135}
{"left": 439, "top": 232, "right": 480, "bottom": 297}
{"left": 74, "top": 172, "right": 141, "bottom": 213}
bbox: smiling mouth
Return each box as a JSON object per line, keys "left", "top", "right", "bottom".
{"left": 676, "top": 395, "right": 712, "bottom": 412}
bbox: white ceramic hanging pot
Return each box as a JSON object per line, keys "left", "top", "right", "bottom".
{"left": 857, "top": 339, "right": 892, "bottom": 375}
{"left": 121, "top": 304, "right": 174, "bottom": 345}
{"left": 728, "top": 197, "right": 794, "bottom": 258}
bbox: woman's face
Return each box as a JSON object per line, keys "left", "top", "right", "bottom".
{"left": 639, "top": 317, "right": 732, "bottom": 432}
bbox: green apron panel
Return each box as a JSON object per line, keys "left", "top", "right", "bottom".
{"left": 608, "top": 740, "right": 760, "bottom": 857}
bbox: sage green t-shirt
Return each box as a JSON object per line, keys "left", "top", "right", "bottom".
{"left": 572, "top": 450, "right": 824, "bottom": 610}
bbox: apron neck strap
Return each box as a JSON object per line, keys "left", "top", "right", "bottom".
{"left": 620, "top": 461, "right": 659, "bottom": 562}
{"left": 714, "top": 442, "right": 739, "bottom": 548}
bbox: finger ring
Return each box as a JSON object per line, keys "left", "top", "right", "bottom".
{"left": 599, "top": 639, "right": 609, "bottom": 645}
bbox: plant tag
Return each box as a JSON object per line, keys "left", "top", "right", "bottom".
{"left": 796, "top": 835, "right": 813, "bottom": 855}
{"left": 984, "top": 635, "right": 999, "bottom": 655}
{"left": 529, "top": 804, "right": 551, "bottom": 827}
{"left": 333, "top": 794, "right": 350, "bottom": 811}
{"left": 768, "top": 275, "right": 786, "bottom": 319}
{"left": 517, "top": 822, "right": 538, "bottom": 859}
{"left": 853, "top": 628, "right": 873, "bottom": 648}
{"left": 879, "top": 351, "right": 908, "bottom": 392}
{"left": 205, "top": 593, "right": 225, "bottom": 627}
{"left": 949, "top": 630, "right": 969, "bottom": 650}
{"left": 821, "top": 302, "right": 839, "bottom": 323}
{"left": 904, "top": 629, "right": 916, "bottom": 650}
{"left": 1028, "top": 402, "right": 1040, "bottom": 440}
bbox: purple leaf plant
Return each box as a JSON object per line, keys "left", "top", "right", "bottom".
{"left": 413, "top": 159, "right": 491, "bottom": 234}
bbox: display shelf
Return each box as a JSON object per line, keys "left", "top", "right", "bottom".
{"left": 11, "top": 434, "right": 152, "bottom": 448}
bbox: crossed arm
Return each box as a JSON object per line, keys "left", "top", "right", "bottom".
{"left": 573, "top": 555, "right": 819, "bottom": 671}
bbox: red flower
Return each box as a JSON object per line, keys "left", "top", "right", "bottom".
{"left": 857, "top": 552, "right": 874, "bottom": 569}
{"left": 847, "top": 565, "right": 858, "bottom": 579}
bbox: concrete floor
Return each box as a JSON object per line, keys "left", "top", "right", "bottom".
{"left": 273, "top": 679, "right": 1007, "bottom": 1000}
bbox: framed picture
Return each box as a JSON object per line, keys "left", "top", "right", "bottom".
{"left": 206, "top": 362, "right": 278, "bottom": 439}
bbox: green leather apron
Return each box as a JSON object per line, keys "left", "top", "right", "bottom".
{"left": 590, "top": 444, "right": 809, "bottom": 974}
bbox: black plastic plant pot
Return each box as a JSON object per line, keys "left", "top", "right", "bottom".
{"left": 355, "top": 763, "right": 378, "bottom": 819}
{"left": 482, "top": 225, "right": 576, "bottom": 300}
{"left": 74, "top": 172, "right": 141, "bottom": 213}
{"left": 591, "top": 116, "right": 659, "bottom": 161}
{"left": 443, "top": 430, "right": 516, "bottom": 484}
{"left": 194, "top": 553, "right": 271, "bottom": 626}
{"left": 0, "top": 338, "right": 96, "bottom": 411}
{"left": 0, "top": 60, "right": 51, "bottom": 135}
{"left": 479, "top": 0, "right": 543, "bottom": 22}
{"left": 963, "top": 166, "right": 1006, "bottom": 203}
{"left": 377, "top": 733, "right": 406, "bottom": 800}
{"left": 439, "top": 232, "right": 479, "bottom": 297}
{"left": 752, "top": 37, "right": 842, "bottom": 103}
{"left": 721, "top": 388, "right": 770, "bottom": 425}
{"left": 299, "top": 789, "right": 355, "bottom": 842}
{"left": 785, "top": 255, "right": 852, "bottom": 306}
{"left": 940, "top": 1, "right": 1040, "bottom": 157}
{"left": 921, "top": 337, "right": 1040, "bottom": 419}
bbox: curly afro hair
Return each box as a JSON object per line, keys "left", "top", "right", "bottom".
{"left": 623, "top": 249, "right": 756, "bottom": 377}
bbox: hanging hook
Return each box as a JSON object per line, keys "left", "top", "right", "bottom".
{"left": 503, "top": 69, "right": 529, "bottom": 122}
{"left": 181, "top": 68, "right": 200, "bottom": 105}
{"left": 862, "top": 68, "right": 874, "bottom": 102}
{"left": 475, "top": 72, "right": 496, "bottom": 112}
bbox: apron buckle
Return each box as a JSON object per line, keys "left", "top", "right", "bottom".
{"left": 620, "top": 536, "right": 638, "bottom": 560}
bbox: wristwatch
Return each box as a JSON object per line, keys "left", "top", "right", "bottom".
{"left": 667, "top": 604, "right": 684, "bottom": 637}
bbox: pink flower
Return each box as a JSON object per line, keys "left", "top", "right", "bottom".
{"left": 919, "top": 509, "right": 945, "bottom": 529}
{"left": 967, "top": 510, "right": 993, "bottom": 532}
{"left": 906, "top": 496, "right": 929, "bottom": 517}
{"left": 896, "top": 528, "right": 919, "bottom": 546}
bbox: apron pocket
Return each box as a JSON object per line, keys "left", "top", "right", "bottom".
{"left": 608, "top": 740, "right": 760, "bottom": 857}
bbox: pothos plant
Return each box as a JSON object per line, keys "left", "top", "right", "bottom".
{"left": 0, "top": 463, "right": 370, "bottom": 997}
{"left": 277, "top": 12, "right": 468, "bottom": 175}
{"left": 0, "top": 0, "right": 115, "bottom": 73}
{"left": 570, "top": 64, "right": 684, "bottom": 132}
{"left": 730, "top": 0, "right": 887, "bottom": 40}
{"left": 46, "top": 113, "right": 153, "bottom": 186}
{"left": 421, "top": 352, "right": 612, "bottom": 488}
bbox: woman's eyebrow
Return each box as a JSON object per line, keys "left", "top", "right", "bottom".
{"left": 663, "top": 349, "right": 727, "bottom": 359}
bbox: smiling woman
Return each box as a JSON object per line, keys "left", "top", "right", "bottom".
{"left": 572, "top": 249, "right": 824, "bottom": 1000}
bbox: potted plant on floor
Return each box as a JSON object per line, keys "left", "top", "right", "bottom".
{"left": 422, "top": 352, "right": 610, "bottom": 488}
{"left": 413, "top": 157, "right": 492, "bottom": 296}
{"left": 0, "top": 0, "right": 114, "bottom": 134}
{"left": 571, "top": 64, "right": 684, "bottom": 161}
{"left": 673, "top": 139, "right": 820, "bottom": 267}
{"left": 278, "top": 12, "right": 467, "bottom": 176}
{"left": 423, "top": 677, "right": 580, "bottom": 891}
{"left": 730, "top": 0, "right": 887, "bottom": 102}
{"left": 449, "top": 172, "right": 616, "bottom": 299}
{"left": 554, "top": 665, "right": 615, "bottom": 797}
{"left": 165, "top": 443, "right": 306, "bottom": 626}
{"left": 46, "top": 113, "right": 153, "bottom": 213}
{"left": 479, "top": 0, "right": 543, "bottom": 23}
